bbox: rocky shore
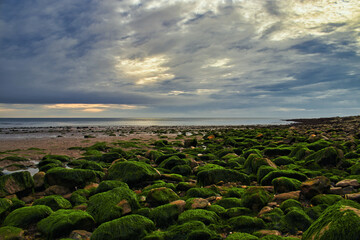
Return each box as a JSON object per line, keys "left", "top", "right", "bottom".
{"left": 1, "top": 115, "right": 360, "bottom": 239}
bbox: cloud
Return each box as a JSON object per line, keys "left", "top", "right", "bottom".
{"left": 0, "top": 0, "right": 359, "bottom": 117}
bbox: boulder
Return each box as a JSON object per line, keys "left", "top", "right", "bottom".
{"left": 146, "top": 187, "right": 179, "bottom": 207}
{"left": 305, "top": 147, "right": 343, "bottom": 167}
{"left": 260, "top": 170, "right": 307, "bottom": 186}
{"left": 336, "top": 179, "right": 360, "bottom": 188}
{"left": 37, "top": 209, "right": 95, "bottom": 239}
{"left": 0, "top": 226, "right": 24, "bottom": 240}
{"left": 301, "top": 176, "right": 331, "bottom": 199}
{"left": 3, "top": 205, "right": 53, "bottom": 228}
{"left": 303, "top": 200, "right": 360, "bottom": 240}
{"left": 165, "top": 220, "right": 217, "bottom": 240}
{"left": 107, "top": 161, "right": 160, "bottom": 186}
{"left": 33, "top": 195, "right": 72, "bottom": 211}
{"left": 178, "top": 209, "right": 219, "bottom": 225}
{"left": 228, "top": 216, "right": 266, "bottom": 233}
{"left": 0, "top": 172, "right": 34, "bottom": 197}
{"left": 91, "top": 214, "right": 155, "bottom": 240}
{"left": 87, "top": 186, "right": 140, "bottom": 224}
{"left": 148, "top": 203, "right": 182, "bottom": 228}
{"left": 33, "top": 171, "right": 45, "bottom": 188}
{"left": 197, "top": 169, "right": 250, "bottom": 186}
{"left": 45, "top": 168, "right": 103, "bottom": 189}
{"left": 241, "top": 187, "right": 272, "bottom": 212}
{"left": 272, "top": 177, "right": 301, "bottom": 194}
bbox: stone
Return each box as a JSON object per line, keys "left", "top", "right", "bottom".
{"left": 44, "top": 185, "right": 71, "bottom": 196}
{"left": 146, "top": 187, "right": 179, "bottom": 207}
{"left": 329, "top": 187, "right": 344, "bottom": 195}
{"left": 273, "top": 191, "right": 300, "bottom": 203}
{"left": 336, "top": 179, "right": 360, "bottom": 188}
{"left": 301, "top": 176, "right": 331, "bottom": 199}
{"left": 0, "top": 226, "right": 25, "bottom": 240}
{"left": 345, "top": 193, "right": 360, "bottom": 202}
{"left": 33, "top": 171, "right": 45, "bottom": 188}
{"left": 0, "top": 172, "right": 34, "bottom": 197}
{"left": 189, "top": 198, "right": 210, "bottom": 209}
{"left": 69, "top": 230, "right": 92, "bottom": 240}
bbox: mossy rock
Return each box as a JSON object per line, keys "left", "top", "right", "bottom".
{"left": 257, "top": 166, "right": 276, "bottom": 183}
{"left": 0, "top": 198, "right": 12, "bottom": 221}
{"left": 305, "top": 204, "right": 329, "bottom": 221}
{"left": 228, "top": 216, "right": 265, "bottom": 233}
{"left": 310, "top": 194, "right": 343, "bottom": 206}
{"left": 226, "top": 232, "right": 259, "bottom": 239}
{"left": 39, "top": 163, "right": 63, "bottom": 172}
{"left": 143, "top": 181, "right": 176, "bottom": 194}
{"left": 195, "top": 164, "right": 225, "bottom": 174}
{"left": 303, "top": 200, "right": 360, "bottom": 240}
{"left": 307, "top": 140, "right": 331, "bottom": 151}
{"left": 37, "top": 209, "right": 95, "bottom": 239}
{"left": 95, "top": 180, "right": 129, "bottom": 194}
{"left": 184, "top": 138, "right": 198, "bottom": 148}
{"left": 206, "top": 205, "right": 226, "bottom": 216}
{"left": 68, "top": 160, "right": 103, "bottom": 171}
{"left": 100, "top": 152, "right": 122, "bottom": 163}
{"left": 272, "top": 177, "right": 301, "bottom": 194}
{"left": 305, "top": 147, "right": 343, "bottom": 167}
{"left": 279, "top": 199, "right": 302, "bottom": 212}
{"left": 107, "top": 161, "right": 160, "bottom": 186}
{"left": 158, "top": 156, "right": 189, "bottom": 170}
{"left": 289, "top": 145, "right": 312, "bottom": 161}
{"left": 38, "top": 159, "right": 63, "bottom": 169}
{"left": 263, "top": 147, "right": 291, "bottom": 157}
{"left": 87, "top": 186, "right": 140, "bottom": 224}
{"left": 166, "top": 220, "right": 218, "bottom": 240}
{"left": 186, "top": 188, "right": 217, "bottom": 198}
{"left": 43, "top": 155, "right": 71, "bottom": 162}
{"left": 243, "top": 149, "right": 263, "bottom": 159}
{"left": 225, "top": 207, "right": 253, "bottom": 218}
{"left": 1, "top": 156, "right": 29, "bottom": 162}
{"left": 7, "top": 198, "right": 25, "bottom": 212}
{"left": 273, "top": 156, "right": 295, "bottom": 166}
{"left": 45, "top": 167, "right": 103, "bottom": 189}
{"left": 33, "top": 195, "right": 72, "bottom": 211}
{"left": 178, "top": 209, "right": 219, "bottom": 225}
{"left": 149, "top": 203, "right": 181, "bottom": 228}
{"left": 241, "top": 187, "right": 272, "bottom": 212}
{"left": 260, "top": 207, "right": 284, "bottom": 225}
{"left": 146, "top": 187, "right": 179, "bottom": 207}
{"left": 348, "top": 163, "right": 360, "bottom": 175}
{"left": 70, "top": 189, "right": 89, "bottom": 206}
{"left": 223, "top": 187, "right": 246, "bottom": 198}
{"left": 171, "top": 165, "right": 192, "bottom": 176}
{"left": 215, "top": 197, "right": 243, "bottom": 209}
{"left": 280, "top": 209, "right": 312, "bottom": 233}
{"left": 197, "top": 169, "right": 250, "bottom": 186}
{"left": 3, "top": 205, "right": 53, "bottom": 228}
{"left": 91, "top": 214, "right": 155, "bottom": 240}
{"left": 244, "top": 154, "right": 273, "bottom": 174}
{"left": 0, "top": 226, "right": 24, "bottom": 240}
{"left": 0, "top": 171, "right": 34, "bottom": 197}
{"left": 260, "top": 170, "right": 307, "bottom": 186}
{"left": 142, "top": 230, "right": 167, "bottom": 240}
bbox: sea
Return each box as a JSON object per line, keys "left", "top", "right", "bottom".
{"left": 0, "top": 117, "right": 292, "bottom": 128}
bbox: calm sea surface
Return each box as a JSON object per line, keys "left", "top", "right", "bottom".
{"left": 0, "top": 118, "right": 291, "bottom": 128}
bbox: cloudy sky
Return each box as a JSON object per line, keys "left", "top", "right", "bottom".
{"left": 0, "top": 0, "right": 359, "bottom": 118}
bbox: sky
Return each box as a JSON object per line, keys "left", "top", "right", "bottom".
{"left": 0, "top": 0, "right": 359, "bottom": 118}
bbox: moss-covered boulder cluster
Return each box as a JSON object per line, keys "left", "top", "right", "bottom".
{"left": 1, "top": 117, "right": 360, "bottom": 239}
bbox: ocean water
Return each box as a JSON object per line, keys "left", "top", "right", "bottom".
{"left": 0, "top": 118, "right": 291, "bottom": 128}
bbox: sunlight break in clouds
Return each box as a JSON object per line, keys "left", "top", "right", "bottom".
{"left": 114, "top": 55, "right": 174, "bottom": 85}
{"left": 44, "top": 104, "right": 145, "bottom": 112}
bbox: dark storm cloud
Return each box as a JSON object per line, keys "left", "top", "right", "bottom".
{"left": 0, "top": 0, "right": 359, "bottom": 117}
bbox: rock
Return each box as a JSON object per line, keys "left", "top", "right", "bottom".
{"left": 241, "top": 187, "right": 272, "bottom": 212}
{"left": 186, "top": 187, "right": 217, "bottom": 198}
{"left": 279, "top": 199, "right": 302, "bottom": 212}
{"left": 342, "top": 186, "right": 356, "bottom": 194}
{"left": 273, "top": 191, "right": 300, "bottom": 203}
{"left": 178, "top": 209, "right": 219, "bottom": 225}
{"left": 117, "top": 199, "right": 132, "bottom": 215}
{"left": 336, "top": 179, "right": 360, "bottom": 188}
{"left": 0, "top": 198, "right": 12, "bottom": 221}
{"left": 345, "top": 193, "right": 360, "bottom": 202}
{"left": 260, "top": 170, "right": 307, "bottom": 186}
{"left": 305, "top": 146, "right": 343, "bottom": 167}
{"left": 169, "top": 199, "right": 186, "bottom": 212}
{"left": 44, "top": 185, "right": 71, "bottom": 196}
{"left": 272, "top": 177, "right": 302, "bottom": 194}
{"left": 226, "top": 232, "right": 259, "bottom": 240}
{"left": 197, "top": 168, "right": 250, "bottom": 186}
{"left": 33, "top": 171, "right": 45, "bottom": 188}
{"left": 188, "top": 198, "right": 210, "bottom": 209}
{"left": 228, "top": 216, "right": 266, "bottom": 233}
{"left": 33, "top": 195, "right": 72, "bottom": 211}
{"left": 281, "top": 209, "right": 313, "bottom": 233}
{"left": 91, "top": 214, "right": 155, "bottom": 240}
{"left": 310, "top": 194, "right": 343, "bottom": 206}
{"left": 107, "top": 161, "right": 160, "bottom": 186}
{"left": 148, "top": 203, "right": 181, "bottom": 228}
{"left": 95, "top": 180, "right": 129, "bottom": 194}
{"left": 215, "top": 197, "right": 243, "bottom": 209}
{"left": 3, "top": 205, "right": 53, "bottom": 228}
{"left": 45, "top": 168, "right": 104, "bottom": 189}
{"left": 301, "top": 176, "right": 331, "bottom": 199}
{"left": 329, "top": 187, "right": 344, "bottom": 195}
{"left": 165, "top": 220, "right": 217, "bottom": 240}
{"left": 254, "top": 229, "right": 282, "bottom": 237}
{"left": 20, "top": 195, "right": 34, "bottom": 204}
{"left": 37, "top": 209, "right": 95, "bottom": 239}
{"left": 225, "top": 207, "right": 253, "bottom": 218}
{"left": 0, "top": 226, "right": 24, "bottom": 240}
{"left": 158, "top": 156, "right": 189, "bottom": 170}
{"left": 302, "top": 200, "right": 360, "bottom": 240}
{"left": 84, "top": 182, "right": 99, "bottom": 190}
{"left": 258, "top": 206, "right": 273, "bottom": 217}
{"left": 69, "top": 230, "right": 92, "bottom": 240}
{"left": 87, "top": 186, "right": 140, "bottom": 224}
{"left": 0, "top": 171, "right": 34, "bottom": 197}
{"left": 146, "top": 187, "right": 179, "bottom": 207}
